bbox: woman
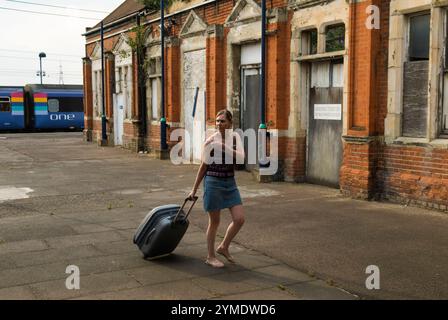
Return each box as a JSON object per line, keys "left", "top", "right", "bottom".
{"left": 188, "top": 110, "right": 245, "bottom": 268}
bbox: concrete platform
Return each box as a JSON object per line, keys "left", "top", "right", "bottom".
{"left": 0, "top": 132, "right": 447, "bottom": 299}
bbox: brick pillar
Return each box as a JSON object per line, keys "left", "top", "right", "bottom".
{"left": 151, "top": 36, "right": 180, "bottom": 159}
{"left": 340, "top": 0, "right": 383, "bottom": 199}
{"left": 82, "top": 57, "right": 93, "bottom": 142}
{"left": 266, "top": 8, "right": 289, "bottom": 131}
{"left": 166, "top": 36, "right": 180, "bottom": 124}
{"left": 265, "top": 8, "right": 302, "bottom": 182}
{"left": 206, "top": 25, "right": 225, "bottom": 127}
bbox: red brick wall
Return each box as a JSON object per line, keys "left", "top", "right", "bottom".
{"left": 206, "top": 34, "right": 226, "bottom": 125}
{"left": 166, "top": 43, "right": 181, "bottom": 123}
{"left": 377, "top": 146, "right": 448, "bottom": 210}
{"left": 341, "top": 0, "right": 388, "bottom": 199}
{"left": 282, "top": 136, "right": 306, "bottom": 182}
{"left": 266, "top": 19, "right": 290, "bottom": 130}
{"left": 341, "top": 140, "right": 379, "bottom": 199}
{"left": 347, "top": 0, "right": 377, "bottom": 135}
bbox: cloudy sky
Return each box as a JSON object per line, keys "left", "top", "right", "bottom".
{"left": 0, "top": 0, "right": 127, "bottom": 86}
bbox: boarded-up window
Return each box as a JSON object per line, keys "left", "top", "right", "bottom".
{"left": 409, "top": 14, "right": 430, "bottom": 61}
{"left": 148, "top": 57, "right": 161, "bottom": 75}
{"left": 151, "top": 78, "right": 158, "bottom": 119}
{"left": 402, "top": 61, "right": 429, "bottom": 137}
{"left": 147, "top": 57, "right": 161, "bottom": 120}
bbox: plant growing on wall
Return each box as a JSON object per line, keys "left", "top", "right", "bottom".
{"left": 118, "top": 25, "right": 149, "bottom": 85}
{"left": 137, "top": 0, "right": 174, "bottom": 11}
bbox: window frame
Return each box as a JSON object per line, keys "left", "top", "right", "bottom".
{"left": 407, "top": 11, "right": 431, "bottom": 62}
{"left": 441, "top": 11, "right": 448, "bottom": 137}
{"left": 325, "top": 23, "right": 346, "bottom": 53}
{"left": 48, "top": 99, "right": 60, "bottom": 113}
{"left": 0, "top": 96, "right": 11, "bottom": 113}
{"left": 301, "top": 28, "right": 318, "bottom": 56}
{"left": 147, "top": 57, "right": 162, "bottom": 121}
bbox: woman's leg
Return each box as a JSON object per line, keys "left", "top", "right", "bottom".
{"left": 217, "top": 204, "right": 245, "bottom": 261}
{"left": 206, "top": 210, "right": 224, "bottom": 267}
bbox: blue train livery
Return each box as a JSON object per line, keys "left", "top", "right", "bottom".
{"left": 25, "top": 84, "right": 84, "bottom": 131}
{"left": 0, "top": 86, "right": 25, "bottom": 130}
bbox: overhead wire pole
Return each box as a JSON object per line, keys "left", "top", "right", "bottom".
{"left": 101, "top": 21, "right": 107, "bottom": 144}
{"left": 136, "top": 12, "right": 147, "bottom": 152}
{"left": 260, "top": 0, "right": 266, "bottom": 127}
{"left": 160, "top": 0, "right": 168, "bottom": 151}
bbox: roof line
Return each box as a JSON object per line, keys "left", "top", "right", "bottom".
{"left": 83, "top": 0, "right": 217, "bottom": 39}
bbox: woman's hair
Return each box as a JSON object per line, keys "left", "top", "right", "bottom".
{"left": 216, "top": 109, "right": 233, "bottom": 123}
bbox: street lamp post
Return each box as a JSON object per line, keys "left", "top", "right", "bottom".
{"left": 39, "top": 52, "right": 46, "bottom": 85}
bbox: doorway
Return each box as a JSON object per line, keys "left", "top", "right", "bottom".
{"left": 241, "top": 66, "right": 261, "bottom": 171}
{"left": 113, "top": 93, "right": 124, "bottom": 146}
{"left": 183, "top": 49, "right": 206, "bottom": 164}
{"left": 307, "top": 60, "right": 344, "bottom": 187}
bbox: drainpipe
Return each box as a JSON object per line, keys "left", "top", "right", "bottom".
{"left": 101, "top": 21, "right": 107, "bottom": 145}
{"left": 160, "top": 0, "right": 168, "bottom": 151}
{"left": 259, "top": 0, "right": 268, "bottom": 167}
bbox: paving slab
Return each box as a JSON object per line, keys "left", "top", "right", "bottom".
{"left": 72, "top": 279, "right": 217, "bottom": 300}
{"left": 0, "top": 285, "right": 37, "bottom": 300}
{"left": 285, "top": 280, "right": 358, "bottom": 300}
{"left": 0, "top": 261, "right": 70, "bottom": 289}
{"left": 4, "top": 244, "right": 104, "bottom": 268}
{"left": 0, "top": 239, "right": 48, "bottom": 255}
{"left": 213, "top": 287, "right": 300, "bottom": 300}
{"left": 44, "top": 231, "right": 126, "bottom": 249}
{"left": 29, "top": 270, "right": 142, "bottom": 300}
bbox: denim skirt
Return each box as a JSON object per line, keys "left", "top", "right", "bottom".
{"left": 203, "top": 176, "right": 242, "bottom": 212}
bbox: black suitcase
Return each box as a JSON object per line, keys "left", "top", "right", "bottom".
{"left": 133, "top": 196, "right": 198, "bottom": 259}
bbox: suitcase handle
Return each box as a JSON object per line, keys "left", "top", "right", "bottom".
{"left": 173, "top": 196, "right": 198, "bottom": 223}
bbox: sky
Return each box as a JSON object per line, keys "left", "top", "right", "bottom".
{"left": 0, "top": 0, "right": 127, "bottom": 86}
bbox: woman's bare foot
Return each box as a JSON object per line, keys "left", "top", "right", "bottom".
{"left": 216, "top": 246, "right": 235, "bottom": 263}
{"left": 205, "top": 257, "right": 225, "bottom": 268}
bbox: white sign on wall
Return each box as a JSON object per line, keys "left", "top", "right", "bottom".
{"left": 314, "top": 104, "right": 342, "bottom": 120}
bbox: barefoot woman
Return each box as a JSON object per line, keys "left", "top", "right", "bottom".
{"left": 188, "top": 110, "right": 245, "bottom": 268}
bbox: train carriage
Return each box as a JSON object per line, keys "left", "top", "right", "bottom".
{"left": 25, "top": 84, "right": 84, "bottom": 131}
{"left": 0, "top": 86, "right": 25, "bottom": 131}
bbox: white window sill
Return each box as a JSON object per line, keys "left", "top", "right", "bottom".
{"left": 295, "top": 50, "right": 346, "bottom": 62}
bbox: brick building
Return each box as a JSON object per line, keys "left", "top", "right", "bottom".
{"left": 82, "top": 0, "right": 448, "bottom": 212}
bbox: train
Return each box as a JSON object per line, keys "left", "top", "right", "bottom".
{"left": 0, "top": 84, "right": 84, "bottom": 132}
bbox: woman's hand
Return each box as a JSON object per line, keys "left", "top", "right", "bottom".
{"left": 187, "top": 190, "right": 196, "bottom": 201}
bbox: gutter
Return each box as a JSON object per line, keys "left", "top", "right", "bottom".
{"left": 83, "top": 0, "right": 217, "bottom": 43}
